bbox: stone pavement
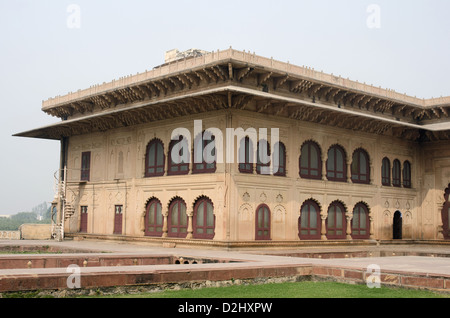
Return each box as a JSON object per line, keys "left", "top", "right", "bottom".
{"left": 0, "top": 239, "right": 449, "bottom": 293}
{"left": 28, "top": 239, "right": 449, "bottom": 276}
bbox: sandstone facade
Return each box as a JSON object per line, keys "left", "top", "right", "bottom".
{"left": 15, "top": 48, "right": 450, "bottom": 243}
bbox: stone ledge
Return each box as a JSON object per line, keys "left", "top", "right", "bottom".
{"left": 313, "top": 265, "right": 450, "bottom": 292}
{"left": 66, "top": 233, "right": 378, "bottom": 250}
{"left": 1, "top": 262, "right": 448, "bottom": 295}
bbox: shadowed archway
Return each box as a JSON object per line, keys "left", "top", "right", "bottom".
{"left": 442, "top": 184, "right": 450, "bottom": 240}
{"left": 393, "top": 211, "right": 402, "bottom": 240}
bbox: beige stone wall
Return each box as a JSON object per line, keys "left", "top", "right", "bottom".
{"left": 20, "top": 224, "right": 52, "bottom": 240}
{"left": 62, "top": 109, "right": 445, "bottom": 241}
{"left": 0, "top": 231, "right": 20, "bottom": 240}
{"left": 420, "top": 141, "right": 450, "bottom": 239}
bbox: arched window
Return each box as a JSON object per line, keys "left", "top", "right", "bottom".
{"left": 193, "top": 131, "right": 216, "bottom": 174}
{"left": 81, "top": 152, "right": 91, "bottom": 182}
{"left": 168, "top": 136, "right": 190, "bottom": 176}
{"left": 256, "top": 140, "right": 271, "bottom": 175}
{"left": 145, "top": 199, "right": 163, "bottom": 237}
{"left": 298, "top": 200, "right": 321, "bottom": 240}
{"left": 145, "top": 139, "right": 165, "bottom": 177}
{"left": 118, "top": 151, "right": 124, "bottom": 174}
{"left": 273, "top": 142, "right": 287, "bottom": 177}
{"left": 382, "top": 157, "right": 391, "bottom": 186}
{"left": 326, "top": 145, "right": 347, "bottom": 182}
{"left": 168, "top": 198, "right": 187, "bottom": 238}
{"left": 326, "top": 202, "right": 347, "bottom": 240}
{"left": 403, "top": 161, "right": 412, "bottom": 188}
{"left": 392, "top": 159, "right": 401, "bottom": 187}
{"left": 239, "top": 137, "right": 254, "bottom": 174}
{"left": 300, "top": 141, "right": 322, "bottom": 180}
{"left": 351, "top": 149, "right": 370, "bottom": 184}
{"left": 255, "top": 204, "right": 271, "bottom": 240}
{"left": 351, "top": 203, "right": 370, "bottom": 239}
{"left": 193, "top": 197, "right": 215, "bottom": 239}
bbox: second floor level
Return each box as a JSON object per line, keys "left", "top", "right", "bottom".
{"left": 65, "top": 110, "right": 422, "bottom": 191}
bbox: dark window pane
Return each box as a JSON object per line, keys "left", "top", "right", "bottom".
{"left": 310, "top": 147, "right": 318, "bottom": 169}
{"left": 301, "top": 146, "right": 309, "bottom": 168}
{"left": 146, "top": 140, "right": 165, "bottom": 177}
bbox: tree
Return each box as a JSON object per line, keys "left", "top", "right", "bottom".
{"left": 32, "top": 202, "right": 48, "bottom": 219}
{"left": 0, "top": 206, "right": 51, "bottom": 231}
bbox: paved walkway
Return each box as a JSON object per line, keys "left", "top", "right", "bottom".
{"left": 0, "top": 239, "right": 449, "bottom": 293}
{"left": 2, "top": 239, "right": 449, "bottom": 275}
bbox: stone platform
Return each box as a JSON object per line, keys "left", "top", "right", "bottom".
{"left": 0, "top": 240, "right": 449, "bottom": 295}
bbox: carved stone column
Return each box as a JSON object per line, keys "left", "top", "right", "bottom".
{"left": 437, "top": 200, "right": 445, "bottom": 240}
{"left": 186, "top": 210, "right": 194, "bottom": 239}
{"left": 297, "top": 210, "right": 302, "bottom": 240}
{"left": 369, "top": 216, "right": 375, "bottom": 239}
{"left": 346, "top": 213, "right": 353, "bottom": 240}
{"left": 347, "top": 161, "right": 352, "bottom": 183}
{"left": 140, "top": 211, "right": 146, "bottom": 234}
{"left": 321, "top": 214, "right": 328, "bottom": 240}
{"left": 164, "top": 142, "right": 170, "bottom": 177}
{"left": 322, "top": 156, "right": 327, "bottom": 181}
{"left": 162, "top": 209, "right": 169, "bottom": 238}
{"left": 437, "top": 223, "right": 444, "bottom": 240}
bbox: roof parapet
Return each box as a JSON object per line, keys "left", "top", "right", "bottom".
{"left": 41, "top": 47, "right": 450, "bottom": 111}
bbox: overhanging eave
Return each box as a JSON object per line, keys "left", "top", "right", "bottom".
{"left": 14, "top": 85, "right": 450, "bottom": 141}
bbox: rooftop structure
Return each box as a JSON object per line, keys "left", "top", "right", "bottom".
{"left": 163, "top": 48, "right": 210, "bottom": 64}
{"left": 16, "top": 47, "right": 450, "bottom": 142}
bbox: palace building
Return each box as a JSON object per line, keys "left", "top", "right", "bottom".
{"left": 15, "top": 48, "right": 450, "bottom": 246}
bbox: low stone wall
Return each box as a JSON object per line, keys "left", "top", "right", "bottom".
{"left": 19, "top": 224, "right": 52, "bottom": 240}
{"left": 0, "top": 231, "right": 20, "bottom": 240}
{"left": 312, "top": 265, "right": 450, "bottom": 291}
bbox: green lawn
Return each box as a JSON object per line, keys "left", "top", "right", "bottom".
{"left": 89, "top": 281, "right": 448, "bottom": 299}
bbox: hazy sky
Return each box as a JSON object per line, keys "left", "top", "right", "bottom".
{"left": 1, "top": 0, "right": 449, "bottom": 214}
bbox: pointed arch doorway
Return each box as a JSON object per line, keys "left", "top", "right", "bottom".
{"left": 442, "top": 184, "right": 450, "bottom": 240}
{"left": 393, "top": 211, "right": 402, "bottom": 240}
{"left": 255, "top": 204, "right": 271, "bottom": 241}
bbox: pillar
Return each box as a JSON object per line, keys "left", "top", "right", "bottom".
{"left": 346, "top": 214, "right": 353, "bottom": 240}
{"left": 297, "top": 210, "right": 302, "bottom": 241}
{"left": 162, "top": 209, "right": 169, "bottom": 238}
{"left": 322, "top": 155, "right": 327, "bottom": 181}
{"left": 347, "top": 160, "right": 352, "bottom": 183}
{"left": 321, "top": 214, "right": 328, "bottom": 240}
{"left": 370, "top": 216, "right": 375, "bottom": 239}
{"left": 187, "top": 210, "right": 194, "bottom": 239}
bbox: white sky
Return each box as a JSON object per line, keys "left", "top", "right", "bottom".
{"left": 1, "top": 0, "right": 449, "bottom": 214}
